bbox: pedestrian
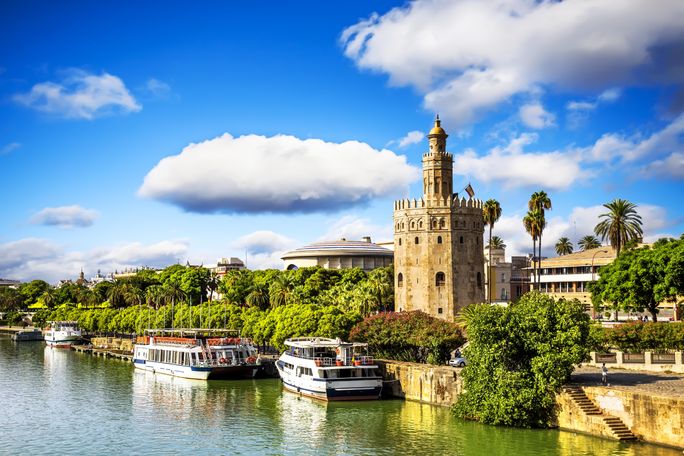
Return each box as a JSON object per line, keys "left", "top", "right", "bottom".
{"left": 601, "top": 363, "right": 608, "bottom": 385}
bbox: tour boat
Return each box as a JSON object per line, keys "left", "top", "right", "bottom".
{"left": 275, "top": 337, "right": 382, "bottom": 401}
{"left": 43, "top": 321, "right": 82, "bottom": 347}
{"left": 133, "top": 329, "right": 260, "bottom": 381}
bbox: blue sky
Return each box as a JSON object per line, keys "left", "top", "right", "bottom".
{"left": 1, "top": 0, "right": 683, "bottom": 283}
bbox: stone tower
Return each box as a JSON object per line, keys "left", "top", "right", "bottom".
{"left": 393, "top": 117, "right": 485, "bottom": 320}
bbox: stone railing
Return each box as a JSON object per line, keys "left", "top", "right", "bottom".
{"left": 587, "top": 351, "right": 684, "bottom": 374}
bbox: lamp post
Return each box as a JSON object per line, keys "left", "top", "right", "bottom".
{"left": 590, "top": 248, "right": 609, "bottom": 319}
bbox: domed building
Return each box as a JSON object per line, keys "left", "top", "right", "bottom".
{"left": 281, "top": 237, "right": 393, "bottom": 271}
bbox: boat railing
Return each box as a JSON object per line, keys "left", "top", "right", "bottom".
{"left": 152, "top": 336, "right": 199, "bottom": 346}
{"left": 206, "top": 337, "right": 252, "bottom": 346}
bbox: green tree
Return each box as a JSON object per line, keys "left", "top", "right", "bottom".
{"left": 18, "top": 280, "right": 50, "bottom": 307}
{"left": 594, "top": 199, "right": 643, "bottom": 255}
{"left": 528, "top": 191, "right": 552, "bottom": 287}
{"left": 269, "top": 274, "right": 294, "bottom": 308}
{"left": 485, "top": 236, "right": 506, "bottom": 250}
{"left": 0, "top": 287, "right": 23, "bottom": 312}
{"left": 246, "top": 282, "right": 270, "bottom": 310}
{"left": 483, "top": 199, "right": 502, "bottom": 304}
{"left": 523, "top": 209, "right": 544, "bottom": 289}
{"left": 453, "top": 292, "right": 590, "bottom": 428}
{"left": 554, "top": 237, "right": 573, "bottom": 256}
{"left": 578, "top": 235, "right": 601, "bottom": 251}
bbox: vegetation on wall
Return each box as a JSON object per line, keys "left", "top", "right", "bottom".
{"left": 453, "top": 292, "right": 590, "bottom": 428}
{"left": 589, "top": 321, "right": 684, "bottom": 352}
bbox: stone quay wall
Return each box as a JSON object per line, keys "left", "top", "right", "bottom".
{"left": 379, "top": 360, "right": 684, "bottom": 449}
{"left": 586, "top": 351, "right": 684, "bottom": 374}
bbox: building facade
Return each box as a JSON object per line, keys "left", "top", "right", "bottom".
{"left": 281, "top": 237, "right": 393, "bottom": 272}
{"left": 393, "top": 118, "right": 485, "bottom": 319}
{"left": 484, "top": 248, "right": 531, "bottom": 303}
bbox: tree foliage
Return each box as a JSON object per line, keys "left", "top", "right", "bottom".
{"left": 590, "top": 239, "right": 684, "bottom": 322}
{"left": 453, "top": 292, "right": 590, "bottom": 428}
{"left": 349, "top": 311, "right": 464, "bottom": 364}
{"left": 594, "top": 198, "right": 643, "bottom": 255}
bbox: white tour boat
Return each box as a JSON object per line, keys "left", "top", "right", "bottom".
{"left": 276, "top": 337, "right": 382, "bottom": 401}
{"left": 43, "top": 321, "right": 82, "bottom": 347}
{"left": 133, "top": 329, "right": 260, "bottom": 380}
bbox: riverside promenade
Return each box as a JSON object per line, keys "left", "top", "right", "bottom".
{"left": 570, "top": 366, "right": 684, "bottom": 397}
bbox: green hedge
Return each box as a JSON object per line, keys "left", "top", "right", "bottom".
{"left": 593, "top": 322, "right": 684, "bottom": 352}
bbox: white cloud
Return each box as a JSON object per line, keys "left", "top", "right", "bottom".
{"left": 138, "top": 133, "right": 420, "bottom": 214}
{"left": 598, "top": 88, "right": 622, "bottom": 102}
{"left": 317, "top": 215, "right": 393, "bottom": 243}
{"left": 30, "top": 205, "right": 98, "bottom": 228}
{"left": 0, "top": 142, "right": 21, "bottom": 155}
{"left": 566, "top": 101, "right": 597, "bottom": 112}
{"left": 453, "top": 133, "right": 587, "bottom": 190}
{"left": 13, "top": 69, "right": 141, "bottom": 119}
{"left": 233, "top": 230, "right": 297, "bottom": 255}
{"left": 145, "top": 78, "right": 171, "bottom": 97}
{"left": 0, "top": 238, "right": 189, "bottom": 283}
{"left": 519, "top": 102, "right": 555, "bottom": 129}
{"left": 394, "top": 130, "right": 424, "bottom": 148}
{"left": 640, "top": 152, "right": 684, "bottom": 179}
{"left": 342, "top": 0, "right": 684, "bottom": 127}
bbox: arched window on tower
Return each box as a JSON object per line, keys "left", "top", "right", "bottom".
{"left": 415, "top": 237, "right": 419, "bottom": 245}
{"left": 460, "top": 236, "right": 464, "bottom": 244}
{"left": 435, "top": 272, "right": 445, "bottom": 287}
{"left": 397, "top": 273, "right": 403, "bottom": 287}
{"left": 476, "top": 272, "right": 482, "bottom": 289}
{"left": 437, "top": 236, "right": 442, "bottom": 244}
{"left": 419, "top": 220, "right": 423, "bottom": 229}
{"left": 440, "top": 218, "right": 445, "bottom": 228}
{"left": 398, "top": 238, "right": 402, "bottom": 246}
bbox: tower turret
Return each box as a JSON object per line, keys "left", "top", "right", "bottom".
{"left": 422, "top": 115, "right": 453, "bottom": 202}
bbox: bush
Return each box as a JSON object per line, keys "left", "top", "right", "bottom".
{"left": 453, "top": 293, "right": 590, "bottom": 428}
{"left": 349, "top": 311, "right": 464, "bottom": 364}
{"left": 600, "top": 322, "right": 684, "bottom": 352}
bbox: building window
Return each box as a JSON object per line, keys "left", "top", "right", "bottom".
{"left": 460, "top": 236, "right": 464, "bottom": 244}
{"left": 411, "top": 221, "right": 415, "bottom": 229}
{"left": 398, "top": 238, "right": 402, "bottom": 246}
{"left": 501, "top": 273, "right": 506, "bottom": 281}
{"left": 415, "top": 237, "right": 419, "bottom": 245}
{"left": 436, "top": 272, "right": 445, "bottom": 286}
{"left": 438, "top": 307, "right": 443, "bottom": 314}
{"left": 440, "top": 219, "right": 445, "bottom": 228}
{"left": 476, "top": 272, "right": 482, "bottom": 289}
{"left": 419, "top": 220, "right": 423, "bottom": 229}
{"left": 437, "top": 236, "right": 442, "bottom": 244}
{"left": 397, "top": 273, "right": 403, "bottom": 287}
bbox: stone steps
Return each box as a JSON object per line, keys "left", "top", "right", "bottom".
{"left": 563, "top": 387, "right": 637, "bottom": 441}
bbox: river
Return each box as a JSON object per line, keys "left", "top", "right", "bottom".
{"left": 0, "top": 337, "right": 679, "bottom": 456}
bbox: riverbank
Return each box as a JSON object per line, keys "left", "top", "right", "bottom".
{"left": 377, "top": 360, "right": 684, "bottom": 450}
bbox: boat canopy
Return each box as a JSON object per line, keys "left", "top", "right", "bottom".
{"left": 284, "top": 337, "right": 368, "bottom": 349}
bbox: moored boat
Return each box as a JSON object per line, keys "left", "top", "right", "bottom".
{"left": 133, "top": 329, "right": 260, "bottom": 381}
{"left": 275, "top": 337, "right": 382, "bottom": 401}
{"left": 43, "top": 321, "right": 81, "bottom": 347}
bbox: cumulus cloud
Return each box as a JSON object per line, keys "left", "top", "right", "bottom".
{"left": 233, "top": 230, "right": 297, "bottom": 255}
{"left": 640, "top": 152, "right": 684, "bottom": 179}
{"left": 138, "top": 133, "right": 419, "bottom": 214}
{"left": 317, "top": 215, "right": 393, "bottom": 243}
{"left": 519, "top": 102, "right": 555, "bottom": 129}
{"left": 30, "top": 205, "right": 98, "bottom": 228}
{"left": 453, "top": 133, "right": 587, "bottom": 190}
{"left": 392, "top": 130, "right": 424, "bottom": 148}
{"left": 1, "top": 142, "right": 21, "bottom": 155}
{"left": 0, "top": 238, "right": 189, "bottom": 283}
{"left": 13, "top": 69, "right": 141, "bottom": 119}
{"left": 342, "top": 0, "right": 684, "bottom": 127}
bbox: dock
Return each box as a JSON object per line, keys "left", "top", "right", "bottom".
{"left": 71, "top": 344, "right": 133, "bottom": 361}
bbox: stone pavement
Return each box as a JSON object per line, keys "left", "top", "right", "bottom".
{"left": 570, "top": 366, "right": 684, "bottom": 398}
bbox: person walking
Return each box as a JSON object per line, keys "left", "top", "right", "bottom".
{"left": 601, "top": 363, "right": 608, "bottom": 385}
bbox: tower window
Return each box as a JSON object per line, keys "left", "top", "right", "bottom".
{"left": 411, "top": 221, "right": 415, "bottom": 229}
{"left": 435, "top": 272, "right": 445, "bottom": 287}
{"left": 440, "top": 219, "right": 445, "bottom": 228}
{"left": 438, "top": 307, "right": 443, "bottom": 314}
{"left": 419, "top": 220, "right": 423, "bottom": 229}
{"left": 398, "top": 238, "right": 402, "bottom": 246}
{"left": 415, "top": 237, "right": 419, "bottom": 245}
{"left": 460, "top": 236, "right": 464, "bottom": 244}
{"left": 437, "top": 236, "right": 442, "bottom": 244}
{"left": 397, "top": 273, "right": 403, "bottom": 287}
{"left": 477, "top": 272, "right": 482, "bottom": 289}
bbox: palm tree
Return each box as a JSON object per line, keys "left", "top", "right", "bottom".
{"left": 206, "top": 272, "right": 220, "bottom": 303}
{"left": 529, "top": 191, "right": 552, "bottom": 286}
{"left": 523, "top": 209, "right": 544, "bottom": 290}
{"left": 555, "top": 237, "right": 573, "bottom": 256}
{"left": 39, "top": 288, "right": 56, "bottom": 309}
{"left": 107, "top": 282, "right": 129, "bottom": 308}
{"left": 269, "top": 274, "right": 294, "bottom": 308}
{"left": 246, "top": 282, "right": 269, "bottom": 310}
{"left": 485, "top": 236, "right": 506, "bottom": 250}
{"left": 594, "top": 198, "right": 643, "bottom": 255}
{"left": 578, "top": 235, "right": 601, "bottom": 251}
{"left": 162, "top": 283, "right": 186, "bottom": 330}
{"left": 483, "top": 199, "right": 502, "bottom": 304}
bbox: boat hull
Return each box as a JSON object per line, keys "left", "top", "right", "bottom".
{"left": 208, "top": 365, "right": 259, "bottom": 380}
{"left": 45, "top": 337, "right": 80, "bottom": 348}
{"left": 133, "top": 360, "right": 212, "bottom": 380}
{"left": 281, "top": 379, "right": 382, "bottom": 401}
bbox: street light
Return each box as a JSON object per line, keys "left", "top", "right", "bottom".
{"left": 590, "top": 248, "right": 610, "bottom": 319}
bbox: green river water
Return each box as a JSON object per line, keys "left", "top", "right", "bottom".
{"left": 0, "top": 337, "right": 679, "bottom": 456}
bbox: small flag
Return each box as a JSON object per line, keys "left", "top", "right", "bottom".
{"left": 465, "top": 183, "right": 475, "bottom": 198}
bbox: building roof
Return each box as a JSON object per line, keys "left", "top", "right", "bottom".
{"left": 428, "top": 115, "right": 447, "bottom": 137}
{"left": 538, "top": 246, "right": 617, "bottom": 268}
{"left": 281, "top": 238, "right": 393, "bottom": 260}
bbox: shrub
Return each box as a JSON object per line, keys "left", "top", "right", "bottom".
{"left": 349, "top": 311, "right": 464, "bottom": 364}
